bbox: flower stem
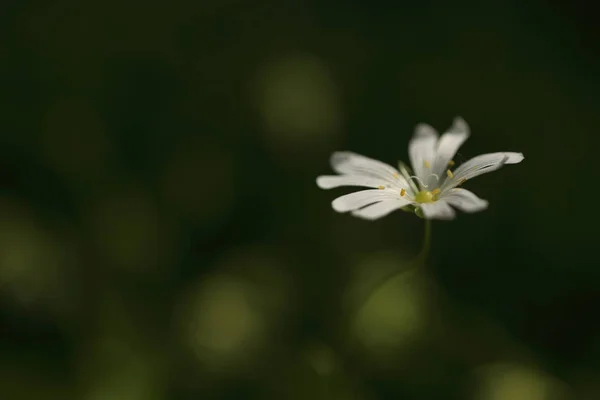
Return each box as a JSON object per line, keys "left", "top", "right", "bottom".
{"left": 418, "top": 217, "right": 432, "bottom": 264}
{"left": 351, "top": 218, "right": 432, "bottom": 314}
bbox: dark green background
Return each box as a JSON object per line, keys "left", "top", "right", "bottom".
{"left": 1, "top": 0, "right": 599, "bottom": 399}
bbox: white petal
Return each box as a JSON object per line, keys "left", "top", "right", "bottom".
{"left": 419, "top": 200, "right": 456, "bottom": 220}
{"left": 441, "top": 152, "right": 524, "bottom": 191}
{"left": 398, "top": 161, "right": 420, "bottom": 194}
{"left": 331, "top": 189, "right": 399, "bottom": 212}
{"left": 502, "top": 152, "right": 525, "bottom": 164}
{"left": 328, "top": 151, "right": 413, "bottom": 191}
{"left": 330, "top": 152, "right": 399, "bottom": 181}
{"left": 408, "top": 123, "right": 438, "bottom": 187}
{"left": 441, "top": 188, "right": 488, "bottom": 213}
{"left": 432, "top": 116, "right": 470, "bottom": 177}
{"left": 351, "top": 198, "right": 413, "bottom": 220}
{"left": 316, "top": 175, "right": 383, "bottom": 189}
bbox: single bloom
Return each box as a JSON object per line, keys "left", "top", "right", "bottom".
{"left": 316, "top": 117, "right": 524, "bottom": 220}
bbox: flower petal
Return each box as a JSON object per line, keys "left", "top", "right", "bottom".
{"left": 331, "top": 152, "right": 399, "bottom": 180}
{"left": 351, "top": 198, "right": 413, "bottom": 220}
{"left": 419, "top": 200, "right": 456, "bottom": 220}
{"left": 398, "top": 161, "right": 420, "bottom": 194}
{"left": 441, "top": 188, "right": 488, "bottom": 213}
{"left": 328, "top": 151, "right": 412, "bottom": 191}
{"left": 441, "top": 152, "right": 524, "bottom": 191}
{"left": 316, "top": 175, "right": 384, "bottom": 189}
{"left": 331, "top": 189, "right": 399, "bottom": 212}
{"left": 409, "top": 123, "right": 438, "bottom": 187}
{"left": 432, "top": 116, "right": 470, "bottom": 178}
{"left": 500, "top": 152, "right": 524, "bottom": 164}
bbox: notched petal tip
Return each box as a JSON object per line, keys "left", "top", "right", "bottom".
{"left": 331, "top": 195, "right": 355, "bottom": 212}
{"left": 461, "top": 199, "right": 489, "bottom": 213}
{"left": 413, "top": 123, "right": 438, "bottom": 139}
{"left": 331, "top": 199, "right": 346, "bottom": 213}
{"left": 451, "top": 116, "right": 470, "bottom": 135}
{"left": 329, "top": 151, "right": 348, "bottom": 168}
{"left": 330, "top": 151, "right": 350, "bottom": 160}
{"left": 316, "top": 176, "right": 330, "bottom": 189}
{"left": 504, "top": 152, "right": 524, "bottom": 164}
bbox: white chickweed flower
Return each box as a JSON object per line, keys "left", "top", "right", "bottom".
{"left": 316, "top": 117, "right": 524, "bottom": 220}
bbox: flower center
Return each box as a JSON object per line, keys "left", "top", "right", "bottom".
{"left": 414, "top": 189, "right": 440, "bottom": 203}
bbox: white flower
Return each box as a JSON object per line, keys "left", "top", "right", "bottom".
{"left": 316, "top": 117, "right": 524, "bottom": 220}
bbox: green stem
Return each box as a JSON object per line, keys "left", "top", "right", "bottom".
{"left": 418, "top": 218, "right": 432, "bottom": 264}
{"left": 351, "top": 218, "right": 432, "bottom": 315}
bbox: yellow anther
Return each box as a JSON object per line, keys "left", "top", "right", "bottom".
{"left": 446, "top": 169, "right": 454, "bottom": 178}
{"left": 458, "top": 178, "right": 467, "bottom": 186}
{"left": 378, "top": 185, "right": 385, "bottom": 190}
{"left": 448, "top": 160, "right": 455, "bottom": 167}
{"left": 423, "top": 160, "right": 431, "bottom": 168}
{"left": 400, "top": 188, "right": 406, "bottom": 197}
{"left": 431, "top": 188, "right": 441, "bottom": 196}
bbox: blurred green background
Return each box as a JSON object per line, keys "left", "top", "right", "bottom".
{"left": 1, "top": 0, "right": 600, "bottom": 399}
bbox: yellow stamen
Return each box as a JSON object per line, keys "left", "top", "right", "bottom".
{"left": 446, "top": 169, "right": 454, "bottom": 178}
{"left": 378, "top": 185, "right": 385, "bottom": 190}
{"left": 448, "top": 160, "right": 455, "bottom": 167}
{"left": 431, "top": 188, "right": 441, "bottom": 196}
{"left": 423, "top": 160, "right": 431, "bottom": 168}
{"left": 400, "top": 188, "right": 406, "bottom": 197}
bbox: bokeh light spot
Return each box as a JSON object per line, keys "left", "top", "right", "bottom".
{"left": 471, "top": 363, "right": 570, "bottom": 400}
{"left": 305, "top": 342, "right": 336, "bottom": 376}
{"left": 349, "top": 252, "right": 427, "bottom": 355}
{"left": 0, "top": 198, "right": 72, "bottom": 311}
{"left": 180, "top": 274, "right": 265, "bottom": 371}
{"left": 254, "top": 54, "right": 342, "bottom": 149}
